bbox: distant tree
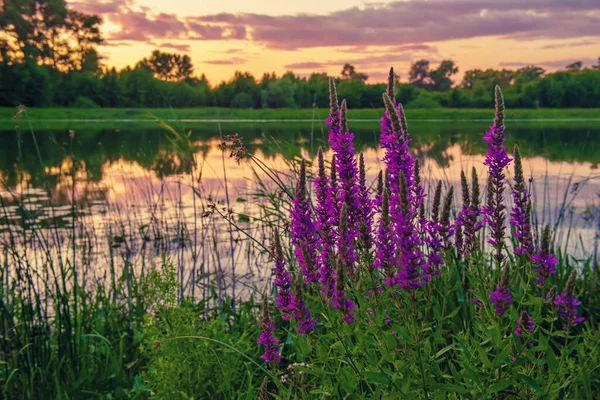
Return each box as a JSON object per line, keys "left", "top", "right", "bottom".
{"left": 565, "top": 61, "right": 582, "bottom": 71}
{"left": 429, "top": 60, "right": 458, "bottom": 92}
{"left": 408, "top": 59, "right": 431, "bottom": 89}
{"left": 462, "top": 69, "right": 515, "bottom": 90}
{"left": 341, "top": 63, "right": 368, "bottom": 82}
{"left": 515, "top": 65, "right": 545, "bottom": 82}
{"left": 137, "top": 50, "right": 194, "bottom": 82}
{"left": 0, "top": 0, "right": 103, "bottom": 70}
{"left": 592, "top": 57, "right": 600, "bottom": 70}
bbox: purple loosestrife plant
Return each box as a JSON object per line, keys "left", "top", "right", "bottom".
{"left": 357, "top": 153, "right": 374, "bottom": 257}
{"left": 290, "top": 160, "right": 318, "bottom": 282}
{"left": 483, "top": 86, "right": 512, "bottom": 263}
{"left": 511, "top": 144, "right": 534, "bottom": 256}
{"left": 424, "top": 181, "right": 445, "bottom": 277}
{"left": 314, "top": 148, "right": 337, "bottom": 297}
{"left": 489, "top": 263, "right": 512, "bottom": 317}
{"left": 532, "top": 225, "right": 558, "bottom": 288}
{"left": 395, "top": 172, "right": 428, "bottom": 288}
{"left": 515, "top": 310, "right": 535, "bottom": 336}
{"left": 553, "top": 269, "right": 585, "bottom": 327}
{"left": 330, "top": 101, "right": 360, "bottom": 274}
{"left": 272, "top": 231, "right": 295, "bottom": 320}
{"left": 439, "top": 186, "right": 454, "bottom": 250}
{"left": 332, "top": 205, "right": 357, "bottom": 323}
{"left": 293, "top": 273, "right": 317, "bottom": 335}
{"left": 381, "top": 72, "right": 414, "bottom": 202}
{"left": 375, "top": 187, "right": 396, "bottom": 285}
{"left": 457, "top": 169, "right": 482, "bottom": 256}
{"left": 258, "top": 295, "right": 281, "bottom": 367}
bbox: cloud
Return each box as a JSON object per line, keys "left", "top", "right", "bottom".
{"left": 499, "top": 57, "right": 598, "bottom": 69}
{"left": 204, "top": 57, "right": 247, "bottom": 65}
{"left": 283, "top": 61, "right": 327, "bottom": 69}
{"left": 541, "top": 39, "right": 598, "bottom": 49}
{"left": 158, "top": 42, "right": 191, "bottom": 52}
{"left": 70, "top": 0, "right": 600, "bottom": 52}
{"left": 191, "top": 1, "right": 600, "bottom": 50}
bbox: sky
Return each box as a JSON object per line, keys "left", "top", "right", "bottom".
{"left": 66, "top": 0, "right": 600, "bottom": 85}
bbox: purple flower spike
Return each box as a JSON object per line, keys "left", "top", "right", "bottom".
{"left": 489, "top": 264, "right": 512, "bottom": 317}
{"left": 382, "top": 90, "right": 414, "bottom": 213}
{"left": 293, "top": 274, "right": 317, "bottom": 335}
{"left": 330, "top": 100, "right": 360, "bottom": 245}
{"left": 511, "top": 144, "right": 534, "bottom": 256}
{"left": 553, "top": 269, "right": 585, "bottom": 327}
{"left": 375, "top": 187, "right": 396, "bottom": 285}
{"left": 332, "top": 205, "right": 356, "bottom": 323}
{"left": 272, "top": 231, "right": 295, "bottom": 320}
{"left": 357, "top": 153, "right": 374, "bottom": 256}
{"left": 515, "top": 310, "right": 535, "bottom": 336}
{"left": 258, "top": 296, "right": 281, "bottom": 367}
{"left": 394, "top": 172, "right": 427, "bottom": 289}
{"left": 290, "top": 160, "right": 318, "bottom": 282}
{"left": 531, "top": 225, "right": 558, "bottom": 287}
{"left": 483, "top": 86, "right": 512, "bottom": 263}
{"left": 315, "top": 148, "right": 337, "bottom": 297}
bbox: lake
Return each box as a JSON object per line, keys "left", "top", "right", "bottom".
{"left": 1, "top": 118, "right": 599, "bottom": 302}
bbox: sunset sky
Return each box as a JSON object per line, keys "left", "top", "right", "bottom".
{"left": 68, "top": 0, "right": 600, "bottom": 85}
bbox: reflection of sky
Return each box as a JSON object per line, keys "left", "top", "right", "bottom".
{"left": 1, "top": 137, "right": 599, "bottom": 300}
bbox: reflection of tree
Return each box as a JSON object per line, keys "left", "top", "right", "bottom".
{"left": 0, "top": 122, "right": 599, "bottom": 192}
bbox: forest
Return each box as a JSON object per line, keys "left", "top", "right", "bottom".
{"left": 1, "top": 0, "right": 600, "bottom": 109}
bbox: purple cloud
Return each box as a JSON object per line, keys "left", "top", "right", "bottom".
{"left": 283, "top": 61, "right": 327, "bottom": 69}
{"left": 204, "top": 57, "right": 247, "bottom": 65}
{"left": 159, "top": 42, "right": 191, "bottom": 52}
{"left": 68, "top": 0, "right": 600, "bottom": 53}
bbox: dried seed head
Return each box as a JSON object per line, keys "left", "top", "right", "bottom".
{"left": 387, "top": 67, "right": 395, "bottom": 100}
{"left": 565, "top": 269, "right": 577, "bottom": 297}
{"left": 460, "top": 171, "right": 470, "bottom": 208}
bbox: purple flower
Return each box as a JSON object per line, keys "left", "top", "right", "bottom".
{"left": 489, "top": 286, "right": 512, "bottom": 317}
{"left": 290, "top": 160, "right": 318, "bottom": 282}
{"left": 381, "top": 71, "right": 414, "bottom": 200}
{"left": 489, "top": 264, "right": 512, "bottom": 317}
{"left": 511, "top": 144, "right": 534, "bottom": 256}
{"left": 315, "top": 148, "right": 337, "bottom": 297}
{"left": 515, "top": 310, "right": 535, "bottom": 336}
{"left": 394, "top": 172, "right": 427, "bottom": 289}
{"left": 483, "top": 86, "right": 512, "bottom": 263}
{"left": 357, "top": 153, "right": 374, "bottom": 256}
{"left": 258, "top": 296, "right": 281, "bottom": 367}
{"left": 531, "top": 225, "right": 557, "bottom": 287}
{"left": 553, "top": 294, "right": 585, "bottom": 327}
{"left": 375, "top": 187, "right": 396, "bottom": 285}
{"left": 293, "top": 274, "right": 318, "bottom": 335}
{"left": 553, "top": 269, "right": 585, "bottom": 327}
{"left": 272, "top": 231, "right": 295, "bottom": 320}
{"left": 456, "top": 169, "right": 482, "bottom": 256}
{"left": 332, "top": 205, "right": 356, "bottom": 323}
{"left": 472, "top": 296, "right": 484, "bottom": 308}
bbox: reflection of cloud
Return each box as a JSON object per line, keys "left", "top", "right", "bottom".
{"left": 70, "top": 0, "right": 600, "bottom": 51}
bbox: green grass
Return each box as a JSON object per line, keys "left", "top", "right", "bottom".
{"left": 1, "top": 107, "right": 599, "bottom": 126}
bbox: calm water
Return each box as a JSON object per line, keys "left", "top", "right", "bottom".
{"left": 1, "top": 119, "right": 599, "bottom": 300}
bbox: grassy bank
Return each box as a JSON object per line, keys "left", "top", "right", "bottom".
{"left": 1, "top": 107, "right": 600, "bottom": 125}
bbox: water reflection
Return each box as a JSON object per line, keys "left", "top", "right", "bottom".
{"left": 0, "top": 120, "right": 599, "bottom": 300}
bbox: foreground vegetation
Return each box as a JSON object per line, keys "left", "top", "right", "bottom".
{"left": 1, "top": 72, "right": 599, "bottom": 399}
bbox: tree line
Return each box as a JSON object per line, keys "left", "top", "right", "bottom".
{"left": 1, "top": 0, "right": 600, "bottom": 109}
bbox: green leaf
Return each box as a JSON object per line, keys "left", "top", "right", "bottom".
{"left": 340, "top": 368, "right": 358, "bottom": 393}
{"left": 443, "top": 306, "right": 461, "bottom": 320}
{"left": 431, "top": 383, "right": 469, "bottom": 394}
{"left": 494, "top": 344, "right": 511, "bottom": 367}
{"left": 478, "top": 347, "right": 492, "bottom": 369}
{"left": 435, "top": 344, "right": 455, "bottom": 360}
{"left": 364, "top": 371, "right": 389, "bottom": 385}
{"left": 518, "top": 374, "right": 544, "bottom": 395}
{"left": 383, "top": 331, "right": 397, "bottom": 350}
{"left": 487, "top": 379, "right": 512, "bottom": 394}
